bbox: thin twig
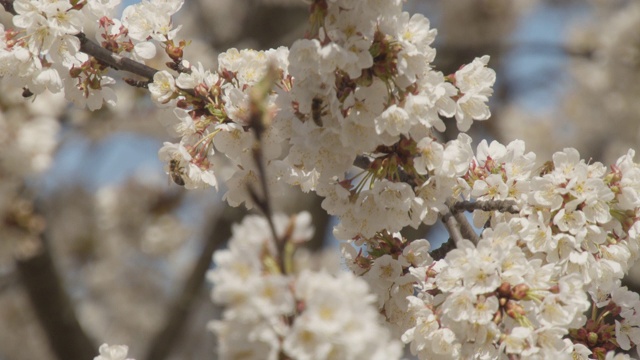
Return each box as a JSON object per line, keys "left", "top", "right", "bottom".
{"left": 452, "top": 199, "right": 520, "bottom": 214}
{"left": 246, "top": 66, "right": 285, "bottom": 272}
{"left": 76, "top": 33, "right": 158, "bottom": 80}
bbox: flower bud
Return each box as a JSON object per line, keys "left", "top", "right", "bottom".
{"left": 510, "top": 284, "right": 529, "bottom": 300}
{"left": 504, "top": 300, "right": 525, "bottom": 318}
{"left": 497, "top": 282, "right": 511, "bottom": 297}
{"left": 166, "top": 42, "right": 183, "bottom": 62}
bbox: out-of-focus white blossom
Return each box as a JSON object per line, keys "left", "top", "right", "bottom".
{"left": 94, "top": 344, "right": 135, "bottom": 360}
{"left": 208, "top": 213, "right": 402, "bottom": 360}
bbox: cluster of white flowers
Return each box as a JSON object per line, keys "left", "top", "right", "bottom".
{"left": 153, "top": 47, "right": 290, "bottom": 192}
{"left": 277, "top": 1, "right": 494, "bottom": 239}
{"left": 341, "top": 237, "right": 434, "bottom": 336}
{"left": 5, "top": 0, "right": 640, "bottom": 359}
{"left": 464, "top": 143, "right": 640, "bottom": 293}
{"left": 0, "top": 85, "right": 62, "bottom": 178}
{"left": 407, "top": 239, "right": 592, "bottom": 358}
{"left": 206, "top": 212, "right": 402, "bottom": 360}
{"left": 341, "top": 139, "right": 640, "bottom": 358}
{"left": 1, "top": 0, "right": 183, "bottom": 110}
{"left": 590, "top": 282, "right": 640, "bottom": 355}
{"left": 145, "top": 0, "right": 495, "bottom": 237}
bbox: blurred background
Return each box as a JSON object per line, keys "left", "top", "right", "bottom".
{"left": 1, "top": 0, "right": 640, "bottom": 359}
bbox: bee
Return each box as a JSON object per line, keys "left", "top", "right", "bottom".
{"left": 536, "top": 160, "right": 554, "bottom": 176}
{"left": 294, "top": 96, "right": 328, "bottom": 127}
{"left": 168, "top": 159, "right": 186, "bottom": 186}
{"left": 311, "top": 97, "right": 324, "bottom": 127}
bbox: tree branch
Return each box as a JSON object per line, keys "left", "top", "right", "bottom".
{"left": 450, "top": 201, "right": 480, "bottom": 245}
{"left": 436, "top": 41, "right": 593, "bottom": 60}
{"left": 245, "top": 67, "right": 290, "bottom": 273}
{"left": 144, "top": 206, "right": 242, "bottom": 360}
{"left": 0, "top": 0, "right": 14, "bottom": 14}
{"left": 1, "top": 0, "right": 159, "bottom": 81}
{"left": 15, "top": 239, "right": 96, "bottom": 360}
{"left": 452, "top": 199, "right": 520, "bottom": 214}
{"left": 439, "top": 198, "right": 480, "bottom": 246}
{"left": 3, "top": 192, "right": 95, "bottom": 360}
{"left": 440, "top": 203, "right": 467, "bottom": 247}
{"left": 76, "top": 33, "right": 158, "bottom": 80}
{"left": 430, "top": 237, "right": 457, "bottom": 261}
{"left": 0, "top": 268, "right": 18, "bottom": 294}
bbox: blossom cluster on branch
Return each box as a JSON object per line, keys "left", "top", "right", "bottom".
{"left": 2, "top": 0, "right": 640, "bottom": 359}
{"left": 207, "top": 212, "right": 402, "bottom": 359}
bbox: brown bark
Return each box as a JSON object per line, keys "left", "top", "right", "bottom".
{"left": 144, "top": 206, "right": 243, "bottom": 360}
{"left": 15, "top": 240, "right": 96, "bottom": 360}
